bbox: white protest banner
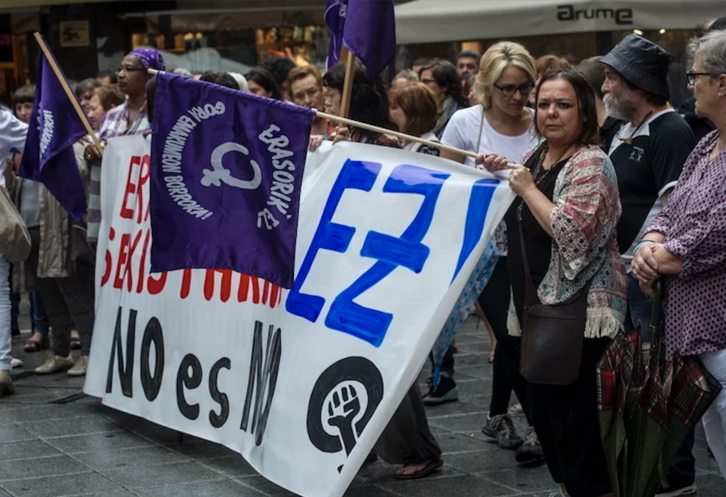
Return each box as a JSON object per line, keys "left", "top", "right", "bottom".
{"left": 84, "top": 135, "right": 514, "bottom": 497}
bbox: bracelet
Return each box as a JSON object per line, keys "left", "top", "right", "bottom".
{"left": 633, "top": 240, "right": 655, "bottom": 255}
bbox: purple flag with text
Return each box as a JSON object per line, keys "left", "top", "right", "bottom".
{"left": 325, "top": 0, "right": 396, "bottom": 77}
{"left": 19, "top": 43, "right": 88, "bottom": 221}
{"left": 149, "top": 72, "right": 315, "bottom": 289}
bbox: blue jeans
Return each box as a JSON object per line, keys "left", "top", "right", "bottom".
{"left": 0, "top": 255, "right": 11, "bottom": 370}
{"left": 11, "top": 290, "right": 50, "bottom": 335}
{"left": 29, "top": 291, "right": 49, "bottom": 334}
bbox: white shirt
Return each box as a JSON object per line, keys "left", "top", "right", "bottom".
{"left": 0, "top": 108, "right": 28, "bottom": 187}
{"left": 441, "top": 105, "right": 537, "bottom": 167}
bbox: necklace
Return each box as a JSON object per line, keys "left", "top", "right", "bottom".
{"left": 532, "top": 145, "right": 571, "bottom": 184}
{"left": 616, "top": 110, "right": 654, "bottom": 146}
{"left": 517, "top": 145, "right": 572, "bottom": 220}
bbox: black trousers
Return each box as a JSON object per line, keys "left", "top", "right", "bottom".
{"left": 375, "top": 384, "right": 442, "bottom": 464}
{"left": 528, "top": 337, "right": 612, "bottom": 497}
{"left": 478, "top": 257, "right": 531, "bottom": 421}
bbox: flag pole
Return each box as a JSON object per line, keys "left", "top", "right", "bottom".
{"left": 33, "top": 32, "right": 103, "bottom": 154}
{"left": 339, "top": 49, "right": 355, "bottom": 119}
{"left": 145, "top": 68, "right": 515, "bottom": 169}
{"left": 316, "top": 110, "right": 485, "bottom": 161}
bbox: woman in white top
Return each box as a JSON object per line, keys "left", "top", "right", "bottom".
{"left": 431, "top": 42, "right": 544, "bottom": 464}
{"left": 388, "top": 82, "right": 441, "bottom": 157}
{"left": 441, "top": 42, "right": 537, "bottom": 166}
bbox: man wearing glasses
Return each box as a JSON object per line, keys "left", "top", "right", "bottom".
{"left": 601, "top": 35, "right": 697, "bottom": 497}
{"left": 286, "top": 66, "right": 329, "bottom": 137}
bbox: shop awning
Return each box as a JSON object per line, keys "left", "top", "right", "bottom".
{"left": 0, "top": 0, "right": 115, "bottom": 9}
{"left": 395, "top": 0, "right": 726, "bottom": 44}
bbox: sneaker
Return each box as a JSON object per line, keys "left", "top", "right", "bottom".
{"left": 655, "top": 483, "right": 697, "bottom": 497}
{"left": 10, "top": 357, "right": 23, "bottom": 369}
{"left": 481, "top": 414, "right": 524, "bottom": 450}
{"left": 0, "top": 370, "right": 15, "bottom": 398}
{"left": 515, "top": 426, "right": 545, "bottom": 463}
{"left": 67, "top": 356, "right": 88, "bottom": 377}
{"left": 35, "top": 355, "right": 74, "bottom": 375}
{"left": 422, "top": 376, "right": 458, "bottom": 405}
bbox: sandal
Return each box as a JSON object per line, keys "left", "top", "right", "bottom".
{"left": 24, "top": 334, "right": 48, "bottom": 353}
{"left": 394, "top": 458, "right": 443, "bottom": 480}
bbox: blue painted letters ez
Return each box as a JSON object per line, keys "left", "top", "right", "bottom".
{"left": 286, "top": 159, "right": 381, "bottom": 322}
{"left": 325, "top": 164, "right": 450, "bottom": 347}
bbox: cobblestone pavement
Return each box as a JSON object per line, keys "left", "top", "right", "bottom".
{"left": 2, "top": 311, "right": 723, "bottom": 497}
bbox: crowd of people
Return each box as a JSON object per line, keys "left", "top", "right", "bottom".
{"left": 1, "top": 15, "right": 726, "bottom": 497}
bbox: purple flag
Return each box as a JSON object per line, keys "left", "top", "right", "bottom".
{"left": 19, "top": 41, "right": 88, "bottom": 221}
{"left": 149, "top": 72, "right": 315, "bottom": 289}
{"left": 325, "top": 0, "right": 345, "bottom": 69}
{"left": 325, "top": 0, "right": 396, "bottom": 78}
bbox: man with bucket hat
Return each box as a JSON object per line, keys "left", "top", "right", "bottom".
{"left": 601, "top": 34, "right": 697, "bottom": 497}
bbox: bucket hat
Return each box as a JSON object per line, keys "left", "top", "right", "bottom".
{"left": 601, "top": 34, "right": 670, "bottom": 98}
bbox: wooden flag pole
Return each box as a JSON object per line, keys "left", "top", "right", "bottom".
{"left": 33, "top": 32, "right": 103, "bottom": 154}
{"left": 316, "top": 110, "right": 485, "bottom": 161}
{"left": 145, "top": 68, "right": 516, "bottom": 169}
{"left": 338, "top": 49, "right": 355, "bottom": 119}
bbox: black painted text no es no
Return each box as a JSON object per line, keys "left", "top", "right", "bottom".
{"left": 105, "top": 307, "right": 282, "bottom": 446}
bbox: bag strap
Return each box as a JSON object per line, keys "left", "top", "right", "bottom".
{"left": 518, "top": 144, "right": 548, "bottom": 311}
{"left": 518, "top": 215, "right": 540, "bottom": 311}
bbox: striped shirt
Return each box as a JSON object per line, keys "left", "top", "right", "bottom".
{"left": 87, "top": 101, "right": 149, "bottom": 242}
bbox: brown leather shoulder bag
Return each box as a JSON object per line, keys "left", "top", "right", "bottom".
{"left": 518, "top": 219, "right": 588, "bottom": 386}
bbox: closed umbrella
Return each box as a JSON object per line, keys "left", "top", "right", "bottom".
{"left": 597, "top": 279, "right": 722, "bottom": 497}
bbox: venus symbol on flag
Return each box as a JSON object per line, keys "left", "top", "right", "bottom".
{"left": 149, "top": 72, "right": 315, "bottom": 289}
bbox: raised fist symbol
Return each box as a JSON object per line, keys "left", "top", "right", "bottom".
{"left": 326, "top": 384, "right": 360, "bottom": 456}
{"left": 306, "top": 357, "right": 384, "bottom": 456}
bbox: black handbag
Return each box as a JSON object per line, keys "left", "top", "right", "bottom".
{"left": 518, "top": 213, "right": 588, "bottom": 386}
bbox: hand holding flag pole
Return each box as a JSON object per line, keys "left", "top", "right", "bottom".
{"left": 33, "top": 32, "right": 103, "bottom": 155}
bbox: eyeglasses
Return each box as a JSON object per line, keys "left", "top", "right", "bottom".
{"left": 116, "top": 65, "right": 146, "bottom": 75}
{"left": 686, "top": 72, "right": 711, "bottom": 86}
{"left": 292, "top": 86, "right": 321, "bottom": 102}
{"left": 493, "top": 83, "right": 534, "bottom": 98}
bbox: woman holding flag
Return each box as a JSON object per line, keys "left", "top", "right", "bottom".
{"left": 85, "top": 48, "right": 165, "bottom": 245}
{"left": 31, "top": 47, "right": 166, "bottom": 377}
{"left": 480, "top": 68, "right": 626, "bottom": 497}
{"left": 434, "top": 42, "right": 544, "bottom": 464}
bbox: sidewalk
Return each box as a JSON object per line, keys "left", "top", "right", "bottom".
{"left": 2, "top": 315, "right": 723, "bottom": 497}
